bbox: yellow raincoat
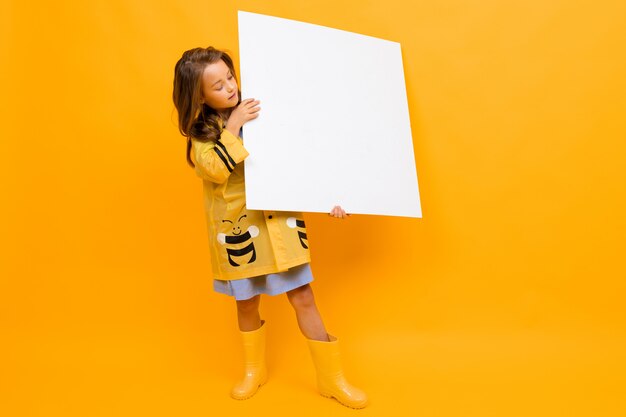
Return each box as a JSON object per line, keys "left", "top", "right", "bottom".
{"left": 191, "top": 123, "right": 311, "bottom": 281}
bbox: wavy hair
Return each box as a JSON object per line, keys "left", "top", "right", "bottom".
{"left": 172, "top": 46, "right": 240, "bottom": 167}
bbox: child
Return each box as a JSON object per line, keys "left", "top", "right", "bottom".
{"left": 172, "top": 46, "right": 368, "bottom": 409}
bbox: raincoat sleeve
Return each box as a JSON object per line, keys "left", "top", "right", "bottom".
{"left": 192, "top": 129, "right": 249, "bottom": 184}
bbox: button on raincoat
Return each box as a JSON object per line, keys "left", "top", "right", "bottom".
{"left": 191, "top": 123, "right": 311, "bottom": 281}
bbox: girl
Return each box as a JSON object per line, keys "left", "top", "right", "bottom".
{"left": 172, "top": 46, "right": 368, "bottom": 409}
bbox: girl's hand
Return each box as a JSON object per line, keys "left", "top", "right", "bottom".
{"left": 329, "top": 205, "right": 350, "bottom": 219}
{"left": 225, "top": 98, "right": 260, "bottom": 137}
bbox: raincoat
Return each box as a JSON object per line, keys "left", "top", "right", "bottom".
{"left": 191, "top": 123, "right": 311, "bottom": 281}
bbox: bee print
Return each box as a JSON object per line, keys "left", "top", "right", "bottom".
{"left": 217, "top": 214, "right": 260, "bottom": 267}
{"left": 286, "top": 217, "right": 308, "bottom": 249}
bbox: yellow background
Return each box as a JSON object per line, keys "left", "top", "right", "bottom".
{"left": 1, "top": 0, "right": 625, "bottom": 416}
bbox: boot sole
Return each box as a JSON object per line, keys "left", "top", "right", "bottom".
{"left": 230, "top": 374, "right": 268, "bottom": 400}
{"left": 319, "top": 391, "right": 368, "bottom": 409}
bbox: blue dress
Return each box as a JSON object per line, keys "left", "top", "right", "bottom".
{"left": 213, "top": 262, "right": 314, "bottom": 300}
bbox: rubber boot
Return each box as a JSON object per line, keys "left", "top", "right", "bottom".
{"left": 306, "top": 333, "right": 369, "bottom": 408}
{"left": 230, "top": 319, "right": 268, "bottom": 400}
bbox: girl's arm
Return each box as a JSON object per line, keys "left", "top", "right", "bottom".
{"left": 192, "top": 98, "right": 260, "bottom": 183}
{"left": 193, "top": 129, "right": 249, "bottom": 184}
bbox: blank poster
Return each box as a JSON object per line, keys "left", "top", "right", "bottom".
{"left": 238, "top": 11, "right": 421, "bottom": 218}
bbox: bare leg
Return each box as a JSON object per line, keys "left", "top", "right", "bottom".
{"left": 286, "top": 284, "right": 329, "bottom": 341}
{"left": 288, "top": 284, "right": 368, "bottom": 408}
{"left": 235, "top": 294, "right": 262, "bottom": 331}
{"left": 230, "top": 294, "right": 266, "bottom": 400}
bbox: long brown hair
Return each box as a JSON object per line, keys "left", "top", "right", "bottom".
{"left": 172, "top": 47, "right": 240, "bottom": 167}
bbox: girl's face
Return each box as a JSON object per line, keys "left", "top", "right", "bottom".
{"left": 201, "top": 59, "right": 239, "bottom": 112}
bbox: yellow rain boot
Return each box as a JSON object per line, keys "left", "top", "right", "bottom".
{"left": 230, "top": 320, "right": 268, "bottom": 400}
{"left": 306, "top": 333, "right": 369, "bottom": 409}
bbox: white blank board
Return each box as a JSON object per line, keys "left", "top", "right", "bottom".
{"left": 238, "top": 11, "right": 421, "bottom": 218}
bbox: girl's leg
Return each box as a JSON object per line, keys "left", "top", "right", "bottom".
{"left": 287, "top": 284, "right": 368, "bottom": 409}
{"left": 286, "top": 284, "right": 329, "bottom": 341}
{"left": 230, "top": 294, "right": 267, "bottom": 400}
{"left": 235, "top": 294, "right": 262, "bottom": 331}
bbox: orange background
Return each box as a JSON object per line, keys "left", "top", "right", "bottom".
{"left": 1, "top": 1, "right": 625, "bottom": 416}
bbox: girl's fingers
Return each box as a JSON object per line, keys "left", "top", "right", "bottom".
{"left": 238, "top": 98, "right": 257, "bottom": 108}
{"left": 243, "top": 103, "right": 260, "bottom": 113}
{"left": 328, "top": 205, "right": 348, "bottom": 219}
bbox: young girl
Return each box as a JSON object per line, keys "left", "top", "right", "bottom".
{"left": 172, "top": 46, "right": 368, "bottom": 409}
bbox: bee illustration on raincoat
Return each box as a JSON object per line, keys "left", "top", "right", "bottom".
{"left": 217, "top": 214, "right": 260, "bottom": 267}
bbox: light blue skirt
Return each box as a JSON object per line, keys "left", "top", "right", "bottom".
{"left": 213, "top": 262, "right": 314, "bottom": 300}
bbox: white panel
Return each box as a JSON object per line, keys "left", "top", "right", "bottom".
{"left": 238, "top": 11, "right": 421, "bottom": 218}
